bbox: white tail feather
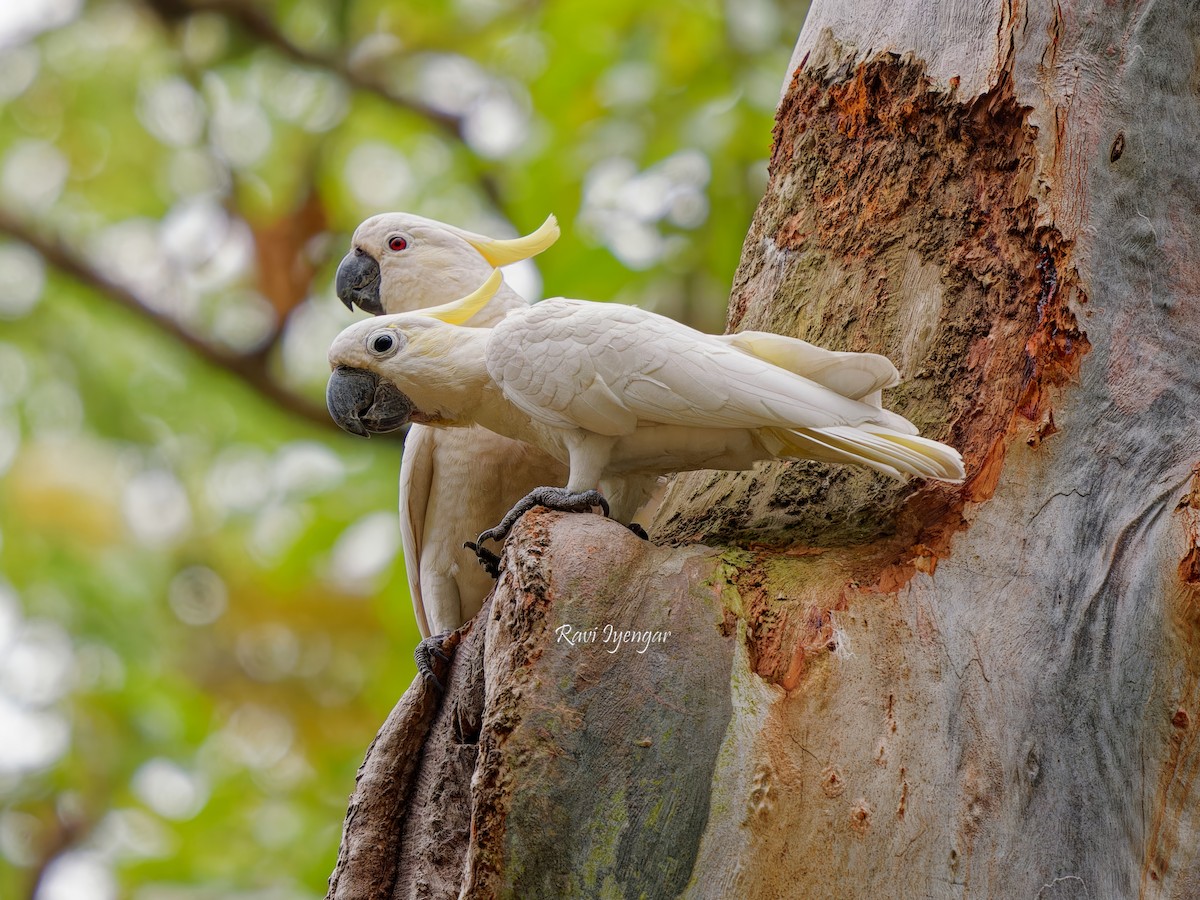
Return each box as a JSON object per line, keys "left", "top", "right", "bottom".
{"left": 776, "top": 425, "right": 964, "bottom": 482}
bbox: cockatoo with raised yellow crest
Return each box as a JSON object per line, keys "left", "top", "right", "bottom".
{"left": 327, "top": 269, "right": 965, "bottom": 565}
{"left": 331, "top": 213, "right": 567, "bottom": 638}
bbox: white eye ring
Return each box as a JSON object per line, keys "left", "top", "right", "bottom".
{"left": 367, "top": 330, "right": 403, "bottom": 357}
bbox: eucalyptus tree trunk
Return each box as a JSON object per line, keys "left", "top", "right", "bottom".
{"left": 327, "top": 1, "right": 1200, "bottom": 897}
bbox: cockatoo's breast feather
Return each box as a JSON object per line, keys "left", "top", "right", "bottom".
{"left": 486, "top": 299, "right": 897, "bottom": 436}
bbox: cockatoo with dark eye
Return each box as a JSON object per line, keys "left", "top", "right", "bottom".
{"left": 330, "top": 213, "right": 567, "bottom": 638}
{"left": 326, "top": 270, "right": 965, "bottom": 563}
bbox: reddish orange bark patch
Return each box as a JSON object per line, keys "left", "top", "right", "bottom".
{"left": 740, "top": 562, "right": 853, "bottom": 687}
{"left": 745, "top": 57, "right": 1089, "bottom": 607}
{"left": 1177, "top": 469, "right": 1200, "bottom": 586}
{"left": 849, "top": 798, "right": 873, "bottom": 835}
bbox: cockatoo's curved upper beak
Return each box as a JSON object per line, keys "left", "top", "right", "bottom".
{"left": 335, "top": 249, "right": 383, "bottom": 315}
{"left": 327, "top": 366, "right": 413, "bottom": 436}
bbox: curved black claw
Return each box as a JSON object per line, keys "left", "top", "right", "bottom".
{"left": 414, "top": 631, "right": 454, "bottom": 691}
{"left": 463, "top": 541, "right": 502, "bottom": 578}
{"left": 475, "top": 487, "right": 611, "bottom": 547}
{"left": 627, "top": 523, "right": 649, "bottom": 540}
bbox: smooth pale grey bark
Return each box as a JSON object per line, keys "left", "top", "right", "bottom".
{"left": 327, "top": 2, "right": 1200, "bottom": 897}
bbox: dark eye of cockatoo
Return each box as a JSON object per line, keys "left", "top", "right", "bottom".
{"left": 368, "top": 331, "right": 402, "bottom": 356}
{"left": 388, "top": 235, "right": 408, "bottom": 252}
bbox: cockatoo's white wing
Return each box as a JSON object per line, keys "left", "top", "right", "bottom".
{"left": 716, "top": 331, "right": 899, "bottom": 399}
{"left": 396, "top": 421, "right": 569, "bottom": 638}
{"left": 398, "top": 424, "right": 435, "bottom": 638}
{"left": 487, "top": 301, "right": 900, "bottom": 435}
{"left": 716, "top": 331, "right": 916, "bottom": 434}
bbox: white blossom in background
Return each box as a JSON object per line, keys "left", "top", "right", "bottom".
{"left": 0, "top": 242, "right": 45, "bottom": 318}
{"left": 280, "top": 294, "right": 352, "bottom": 388}
{"left": 92, "top": 809, "right": 176, "bottom": 861}
{"left": 580, "top": 150, "right": 711, "bottom": 269}
{"left": 166, "top": 147, "right": 231, "bottom": 199}
{"left": 237, "top": 622, "right": 301, "bottom": 683}
{"left": 598, "top": 60, "right": 659, "bottom": 109}
{"left": 0, "top": 699, "right": 70, "bottom": 776}
{"left": 0, "top": 0, "right": 80, "bottom": 48}
{"left": 168, "top": 565, "right": 228, "bottom": 627}
{"left": 204, "top": 445, "right": 273, "bottom": 516}
{"left": 0, "top": 590, "right": 73, "bottom": 778}
{"left": 131, "top": 758, "right": 210, "bottom": 821}
{"left": 406, "top": 53, "right": 531, "bottom": 159}
{"left": 159, "top": 196, "right": 271, "bottom": 349}
{"left": 0, "top": 808, "right": 41, "bottom": 866}
{"left": 344, "top": 142, "right": 415, "bottom": 211}
{"left": 205, "top": 74, "right": 273, "bottom": 169}
{"left": 122, "top": 468, "right": 192, "bottom": 547}
{"left": 25, "top": 378, "right": 84, "bottom": 439}
{"left": 0, "top": 619, "right": 75, "bottom": 706}
{"left": 327, "top": 511, "right": 400, "bottom": 594}
{"left": 207, "top": 289, "right": 277, "bottom": 352}
{"left": 212, "top": 703, "right": 295, "bottom": 771}
{"left": 0, "top": 584, "right": 16, "bottom": 654}
{"left": 36, "top": 849, "right": 116, "bottom": 900}
{"left": 137, "top": 76, "right": 206, "bottom": 148}
{"left": 408, "top": 53, "right": 492, "bottom": 115}
{"left": 0, "top": 44, "right": 39, "bottom": 100}
{"left": 1, "top": 140, "right": 68, "bottom": 211}
{"left": 0, "top": 343, "right": 30, "bottom": 405}
{"left": 273, "top": 441, "right": 345, "bottom": 497}
{"left": 253, "top": 59, "right": 347, "bottom": 133}
{"left": 249, "top": 502, "right": 312, "bottom": 566}
{"left": 73, "top": 642, "right": 126, "bottom": 692}
{"left": 91, "top": 219, "right": 178, "bottom": 310}
{"left": 462, "top": 91, "right": 529, "bottom": 159}
{"left": 250, "top": 800, "right": 306, "bottom": 851}
{"left": 725, "top": 0, "right": 782, "bottom": 52}
{"left": 159, "top": 195, "right": 236, "bottom": 272}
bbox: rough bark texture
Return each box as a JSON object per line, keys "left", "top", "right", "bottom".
{"left": 326, "top": 631, "right": 459, "bottom": 900}
{"left": 460, "top": 510, "right": 733, "bottom": 899}
{"left": 329, "top": 1, "right": 1200, "bottom": 896}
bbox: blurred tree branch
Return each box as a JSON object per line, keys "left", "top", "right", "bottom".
{"left": 0, "top": 207, "right": 340, "bottom": 432}
{"left": 140, "top": 0, "right": 505, "bottom": 209}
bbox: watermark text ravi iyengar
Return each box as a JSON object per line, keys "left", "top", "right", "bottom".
{"left": 554, "top": 623, "right": 672, "bottom": 654}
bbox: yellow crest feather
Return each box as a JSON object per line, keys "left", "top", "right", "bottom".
{"left": 417, "top": 269, "right": 504, "bottom": 325}
{"left": 463, "top": 214, "right": 559, "bottom": 267}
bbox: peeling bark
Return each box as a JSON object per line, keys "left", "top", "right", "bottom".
{"left": 326, "top": 631, "right": 459, "bottom": 900}
{"left": 329, "top": 1, "right": 1200, "bottom": 896}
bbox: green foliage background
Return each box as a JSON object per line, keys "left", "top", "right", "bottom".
{"left": 0, "top": 0, "right": 807, "bottom": 896}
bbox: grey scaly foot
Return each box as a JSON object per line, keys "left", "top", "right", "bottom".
{"left": 462, "top": 541, "right": 502, "bottom": 578}
{"left": 414, "top": 631, "right": 453, "bottom": 691}
{"left": 475, "top": 487, "right": 610, "bottom": 550}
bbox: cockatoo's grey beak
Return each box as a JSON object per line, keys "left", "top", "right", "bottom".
{"left": 335, "top": 249, "right": 383, "bottom": 315}
{"left": 327, "top": 366, "right": 413, "bottom": 436}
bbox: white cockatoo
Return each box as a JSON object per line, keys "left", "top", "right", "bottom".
{"left": 331, "top": 213, "right": 567, "bottom": 637}
{"left": 327, "top": 270, "right": 965, "bottom": 563}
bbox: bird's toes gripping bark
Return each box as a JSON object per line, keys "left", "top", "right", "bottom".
{"left": 471, "top": 486, "right": 612, "bottom": 558}
{"left": 463, "top": 540, "right": 503, "bottom": 578}
{"left": 414, "top": 630, "right": 454, "bottom": 691}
